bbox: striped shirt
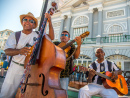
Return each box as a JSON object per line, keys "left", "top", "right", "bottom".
{"left": 89, "top": 59, "right": 119, "bottom": 84}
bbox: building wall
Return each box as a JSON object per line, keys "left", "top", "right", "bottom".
{"left": 48, "top": 0, "right": 130, "bottom": 71}
{"left": 0, "top": 29, "right": 13, "bottom": 56}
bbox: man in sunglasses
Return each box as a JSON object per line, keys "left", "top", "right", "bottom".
{"left": 0, "top": 12, "right": 54, "bottom": 98}
{"left": 54, "top": 30, "right": 82, "bottom": 92}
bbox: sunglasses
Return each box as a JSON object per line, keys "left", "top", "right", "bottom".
{"left": 61, "top": 34, "right": 69, "bottom": 37}
{"left": 22, "top": 18, "right": 35, "bottom": 24}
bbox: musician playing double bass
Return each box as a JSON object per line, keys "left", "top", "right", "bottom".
{"left": 78, "top": 48, "right": 122, "bottom": 98}
{"left": 54, "top": 30, "right": 82, "bottom": 91}
{"left": 0, "top": 12, "right": 54, "bottom": 98}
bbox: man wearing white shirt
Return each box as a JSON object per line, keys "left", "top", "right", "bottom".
{"left": 0, "top": 12, "right": 54, "bottom": 98}
{"left": 78, "top": 48, "right": 122, "bottom": 98}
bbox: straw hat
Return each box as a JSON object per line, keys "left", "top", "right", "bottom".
{"left": 20, "top": 12, "right": 38, "bottom": 29}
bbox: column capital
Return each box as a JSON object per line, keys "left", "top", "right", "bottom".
{"left": 127, "top": 1, "right": 130, "bottom": 6}
{"left": 61, "top": 15, "right": 67, "bottom": 19}
{"left": 67, "top": 14, "right": 72, "bottom": 18}
{"left": 88, "top": 9, "right": 94, "bottom": 13}
{"left": 97, "top": 7, "right": 103, "bottom": 11}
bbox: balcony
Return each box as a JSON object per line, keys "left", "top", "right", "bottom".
{"left": 101, "top": 35, "right": 130, "bottom": 43}
{"left": 73, "top": 35, "right": 130, "bottom": 45}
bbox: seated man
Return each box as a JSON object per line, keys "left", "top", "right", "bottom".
{"left": 78, "top": 48, "right": 122, "bottom": 98}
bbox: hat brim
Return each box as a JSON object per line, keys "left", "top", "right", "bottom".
{"left": 20, "top": 14, "right": 38, "bottom": 29}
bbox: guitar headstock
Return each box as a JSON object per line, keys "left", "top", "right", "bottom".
{"left": 48, "top": 2, "right": 58, "bottom": 16}
{"left": 80, "top": 31, "right": 90, "bottom": 38}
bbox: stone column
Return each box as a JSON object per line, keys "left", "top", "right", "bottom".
{"left": 88, "top": 9, "right": 94, "bottom": 38}
{"left": 59, "top": 15, "right": 66, "bottom": 41}
{"left": 92, "top": 47, "right": 96, "bottom": 62}
{"left": 97, "top": 7, "right": 103, "bottom": 36}
{"left": 66, "top": 15, "right": 72, "bottom": 33}
{"left": 127, "top": 1, "right": 130, "bottom": 35}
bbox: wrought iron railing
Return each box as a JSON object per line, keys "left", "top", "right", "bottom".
{"left": 55, "top": 35, "right": 130, "bottom": 45}
{"left": 72, "top": 38, "right": 96, "bottom": 45}
{"left": 101, "top": 35, "right": 130, "bottom": 43}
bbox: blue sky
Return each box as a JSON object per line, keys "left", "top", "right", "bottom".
{"left": 0, "top": 0, "right": 43, "bottom": 32}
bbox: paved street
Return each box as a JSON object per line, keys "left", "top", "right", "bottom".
{"left": 0, "top": 69, "right": 7, "bottom": 92}
{"left": 0, "top": 69, "right": 130, "bottom": 98}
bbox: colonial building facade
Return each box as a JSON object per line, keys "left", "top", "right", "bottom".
{"left": 43, "top": 0, "right": 130, "bottom": 71}
{"left": 0, "top": 29, "right": 13, "bottom": 56}
{"left": 0, "top": 0, "right": 130, "bottom": 72}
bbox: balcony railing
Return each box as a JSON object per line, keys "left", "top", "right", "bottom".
{"left": 55, "top": 35, "right": 130, "bottom": 45}
{"left": 82, "top": 38, "right": 96, "bottom": 44}
{"left": 73, "top": 38, "right": 96, "bottom": 45}
{"left": 101, "top": 35, "right": 130, "bottom": 43}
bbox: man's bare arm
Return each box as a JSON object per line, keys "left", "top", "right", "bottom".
{"left": 74, "top": 36, "right": 81, "bottom": 59}
{"left": 45, "top": 13, "right": 54, "bottom": 40}
{"left": 5, "top": 47, "right": 30, "bottom": 56}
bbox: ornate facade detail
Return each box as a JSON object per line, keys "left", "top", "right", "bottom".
{"left": 0, "top": 29, "right": 13, "bottom": 50}
{"left": 97, "top": 7, "right": 103, "bottom": 11}
{"left": 52, "top": 22, "right": 61, "bottom": 28}
{"left": 115, "top": 49, "right": 119, "bottom": 54}
{"left": 104, "top": 49, "right": 130, "bottom": 58}
{"left": 108, "top": 25, "right": 123, "bottom": 33}
{"left": 88, "top": 9, "right": 94, "bottom": 13}
{"left": 107, "top": 9, "right": 125, "bottom": 18}
{"left": 72, "top": 15, "right": 89, "bottom": 27}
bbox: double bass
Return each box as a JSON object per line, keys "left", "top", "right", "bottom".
{"left": 16, "top": 2, "right": 67, "bottom": 98}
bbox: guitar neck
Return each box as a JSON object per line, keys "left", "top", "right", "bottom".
{"left": 61, "top": 31, "right": 90, "bottom": 50}
{"left": 95, "top": 72, "right": 112, "bottom": 81}
{"left": 61, "top": 40, "right": 75, "bottom": 50}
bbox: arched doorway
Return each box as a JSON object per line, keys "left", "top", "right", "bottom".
{"left": 106, "top": 55, "right": 130, "bottom": 71}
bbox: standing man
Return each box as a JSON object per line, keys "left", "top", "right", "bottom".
{"left": 0, "top": 12, "right": 54, "bottom": 98}
{"left": 78, "top": 48, "right": 122, "bottom": 98}
{"left": 54, "top": 30, "right": 82, "bottom": 91}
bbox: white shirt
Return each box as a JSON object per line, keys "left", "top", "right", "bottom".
{"left": 89, "top": 59, "right": 119, "bottom": 84}
{"left": 4, "top": 31, "right": 38, "bottom": 64}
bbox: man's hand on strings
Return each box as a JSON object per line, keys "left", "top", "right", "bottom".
{"left": 88, "top": 69, "right": 96, "bottom": 79}
{"left": 45, "top": 13, "right": 51, "bottom": 23}
{"left": 111, "top": 71, "right": 118, "bottom": 80}
{"left": 74, "top": 36, "right": 82, "bottom": 46}
{"left": 19, "top": 47, "right": 31, "bottom": 56}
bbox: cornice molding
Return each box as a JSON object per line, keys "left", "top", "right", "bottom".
{"left": 88, "top": 3, "right": 103, "bottom": 10}
{"left": 87, "top": 0, "right": 103, "bottom": 5}
{"left": 127, "top": 1, "right": 130, "bottom": 6}
{"left": 103, "top": 0, "right": 126, "bottom": 6}
{"left": 103, "top": 3, "right": 126, "bottom": 10}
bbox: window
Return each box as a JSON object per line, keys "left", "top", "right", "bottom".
{"left": 109, "top": 34, "right": 123, "bottom": 43}
{"left": 73, "top": 27, "right": 88, "bottom": 39}
{"left": 108, "top": 25, "right": 123, "bottom": 33}
{"left": 73, "top": 16, "right": 89, "bottom": 26}
{"left": 72, "top": 15, "right": 89, "bottom": 39}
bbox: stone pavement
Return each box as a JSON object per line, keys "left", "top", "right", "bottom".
{"left": 0, "top": 69, "right": 130, "bottom": 98}
{"left": 0, "top": 69, "right": 7, "bottom": 92}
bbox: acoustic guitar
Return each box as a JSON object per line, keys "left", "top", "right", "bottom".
{"left": 78, "top": 66, "right": 128, "bottom": 96}
{"left": 58, "top": 31, "right": 90, "bottom": 57}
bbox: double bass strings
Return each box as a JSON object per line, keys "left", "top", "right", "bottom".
{"left": 20, "top": 9, "right": 53, "bottom": 97}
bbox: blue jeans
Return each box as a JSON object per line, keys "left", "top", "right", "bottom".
{"left": 60, "top": 77, "right": 69, "bottom": 91}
